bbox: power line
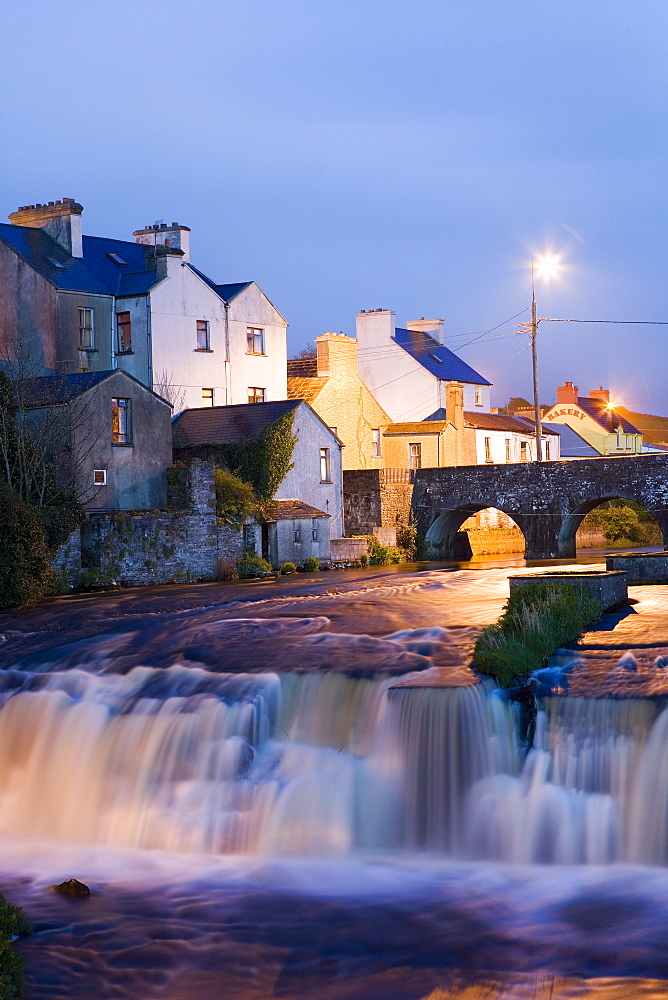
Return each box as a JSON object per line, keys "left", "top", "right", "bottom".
{"left": 541, "top": 318, "right": 668, "bottom": 325}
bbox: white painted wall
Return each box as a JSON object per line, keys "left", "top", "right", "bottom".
{"left": 225, "top": 283, "right": 288, "bottom": 405}
{"left": 148, "top": 258, "right": 228, "bottom": 410}
{"left": 474, "top": 428, "right": 560, "bottom": 464}
{"left": 277, "top": 403, "right": 343, "bottom": 537}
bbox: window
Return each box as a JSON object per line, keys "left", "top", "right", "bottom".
{"left": 246, "top": 327, "right": 265, "bottom": 354}
{"left": 312, "top": 525, "right": 318, "bottom": 542}
{"left": 111, "top": 398, "right": 130, "bottom": 444}
{"left": 544, "top": 440, "right": 550, "bottom": 461}
{"left": 505, "top": 438, "right": 512, "bottom": 463}
{"left": 320, "top": 447, "right": 331, "bottom": 482}
{"left": 409, "top": 442, "right": 421, "bottom": 470}
{"left": 372, "top": 428, "right": 381, "bottom": 457}
{"left": 202, "top": 388, "right": 214, "bottom": 406}
{"left": 294, "top": 527, "right": 302, "bottom": 543}
{"left": 484, "top": 436, "right": 493, "bottom": 463}
{"left": 475, "top": 386, "right": 483, "bottom": 406}
{"left": 196, "top": 320, "right": 210, "bottom": 350}
{"left": 116, "top": 312, "right": 132, "bottom": 353}
{"left": 93, "top": 469, "right": 107, "bottom": 486}
{"left": 329, "top": 426, "right": 338, "bottom": 436}
{"left": 107, "top": 253, "right": 127, "bottom": 266}
{"left": 79, "top": 308, "right": 94, "bottom": 349}
{"left": 520, "top": 441, "right": 529, "bottom": 462}
{"left": 248, "top": 387, "right": 266, "bottom": 404}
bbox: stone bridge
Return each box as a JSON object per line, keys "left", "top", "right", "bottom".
{"left": 412, "top": 455, "right": 668, "bottom": 559}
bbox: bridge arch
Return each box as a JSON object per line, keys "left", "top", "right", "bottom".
{"left": 425, "top": 503, "right": 526, "bottom": 559}
{"left": 559, "top": 495, "right": 668, "bottom": 557}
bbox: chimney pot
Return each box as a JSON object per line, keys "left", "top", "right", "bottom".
{"left": 556, "top": 381, "right": 579, "bottom": 404}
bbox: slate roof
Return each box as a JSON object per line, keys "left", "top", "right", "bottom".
{"left": 393, "top": 328, "right": 491, "bottom": 386}
{"left": 0, "top": 223, "right": 255, "bottom": 303}
{"left": 286, "top": 375, "right": 328, "bottom": 404}
{"left": 546, "top": 423, "right": 601, "bottom": 458}
{"left": 264, "top": 499, "right": 330, "bottom": 521}
{"left": 576, "top": 397, "right": 640, "bottom": 434}
{"left": 14, "top": 371, "right": 117, "bottom": 406}
{"left": 385, "top": 420, "right": 447, "bottom": 434}
{"left": 464, "top": 412, "right": 560, "bottom": 435}
{"left": 172, "top": 399, "right": 301, "bottom": 445}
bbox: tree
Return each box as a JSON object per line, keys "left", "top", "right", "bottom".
{"left": 153, "top": 368, "right": 187, "bottom": 414}
{"left": 289, "top": 344, "right": 317, "bottom": 361}
{"left": 214, "top": 469, "right": 258, "bottom": 527}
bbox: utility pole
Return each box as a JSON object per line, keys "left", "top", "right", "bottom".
{"left": 531, "top": 260, "right": 543, "bottom": 462}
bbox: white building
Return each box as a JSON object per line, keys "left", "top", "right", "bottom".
{"left": 465, "top": 412, "right": 561, "bottom": 464}
{"left": 355, "top": 309, "right": 491, "bottom": 422}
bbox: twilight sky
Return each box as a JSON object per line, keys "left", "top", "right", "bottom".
{"left": 2, "top": 0, "right": 667, "bottom": 413}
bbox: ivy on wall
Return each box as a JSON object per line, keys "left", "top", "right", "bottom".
{"left": 176, "top": 410, "right": 298, "bottom": 505}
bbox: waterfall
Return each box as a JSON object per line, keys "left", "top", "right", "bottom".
{"left": 0, "top": 657, "right": 667, "bottom": 864}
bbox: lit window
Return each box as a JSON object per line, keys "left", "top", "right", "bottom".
{"left": 248, "top": 387, "right": 266, "bottom": 404}
{"left": 409, "top": 443, "right": 421, "bottom": 470}
{"left": 246, "top": 327, "right": 265, "bottom": 354}
{"left": 329, "top": 426, "right": 338, "bottom": 436}
{"left": 505, "top": 438, "right": 511, "bottom": 463}
{"left": 520, "top": 441, "right": 529, "bottom": 461}
{"left": 93, "top": 469, "right": 107, "bottom": 486}
{"left": 484, "top": 437, "right": 492, "bottom": 463}
{"left": 111, "top": 398, "right": 130, "bottom": 444}
{"left": 196, "top": 320, "right": 210, "bottom": 350}
{"left": 202, "top": 388, "right": 214, "bottom": 406}
{"left": 79, "top": 308, "right": 94, "bottom": 349}
{"left": 116, "top": 312, "right": 132, "bottom": 353}
{"left": 475, "top": 386, "right": 483, "bottom": 406}
{"left": 320, "top": 447, "right": 331, "bottom": 482}
{"left": 372, "top": 429, "right": 381, "bottom": 457}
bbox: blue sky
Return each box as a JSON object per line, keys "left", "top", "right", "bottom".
{"left": 2, "top": 0, "right": 667, "bottom": 412}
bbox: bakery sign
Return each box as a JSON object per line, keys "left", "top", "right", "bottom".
{"left": 545, "top": 407, "right": 586, "bottom": 421}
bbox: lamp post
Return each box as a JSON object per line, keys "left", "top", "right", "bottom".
{"left": 530, "top": 260, "right": 542, "bottom": 462}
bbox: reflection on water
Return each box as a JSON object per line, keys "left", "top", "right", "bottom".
{"left": 0, "top": 567, "right": 667, "bottom": 999}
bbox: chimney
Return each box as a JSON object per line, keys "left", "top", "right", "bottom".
{"left": 9, "top": 198, "right": 84, "bottom": 257}
{"left": 556, "top": 381, "right": 579, "bottom": 404}
{"left": 315, "top": 332, "right": 358, "bottom": 377}
{"left": 405, "top": 317, "right": 445, "bottom": 345}
{"left": 589, "top": 386, "right": 610, "bottom": 403}
{"left": 355, "top": 308, "right": 395, "bottom": 352}
{"left": 134, "top": 221, "right": 191, "bottom": 262}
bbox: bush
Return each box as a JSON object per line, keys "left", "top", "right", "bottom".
{"left": 366, "top": 536, "right": 402, "bottom": 565}
{"left": 474, "top": 582, "right": 603, "bottom": 687}
{"left": 0, "top": 482, "right": 55, "bottom": 608}
{"left": 0, "top": 891, "right": 32, "bottom": 999}
{"left": 236, "top": 551, "right": 273, "bottom": 579}
{"left": 280, "top": 562, "right": 297, "bottom": 575}
{"left": 214, "top": 469, "right": 257, "bottom": 528}
{"left": 216, "top": 558, "right": 239, "bottom": 581}
{"left": 302, "top": 556, "right": 320, "bottom": 572}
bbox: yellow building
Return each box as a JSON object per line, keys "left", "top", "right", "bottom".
{"left": 287, "top": 333, "right": 392, "bottom": 470}
{"left": 542, "top": 383, "right": 643, "bottom": 456}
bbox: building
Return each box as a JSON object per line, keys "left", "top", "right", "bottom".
{"left": 15, "top": 370, "right": 172, "bottom": 510}
{"left": 463, "top": 412, "right": 560, "bottom": 464}
{"left": 172, "top": 399, "right": 343, "bottom": 566}
{"left": 355, "top": 310, "right": 491, "bottom": 422}
{"left": 0, "top": 199, "right": 287, "bottom": 411}
{"left": 287, "top": 332, "right": 391, "bottom": 470}
{"left": 542, "top": 383, "right": 643, "bottom": 456}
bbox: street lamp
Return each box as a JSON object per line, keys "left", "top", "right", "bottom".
{"left": 529, "top": 255, "right": 560, "bottom": 463}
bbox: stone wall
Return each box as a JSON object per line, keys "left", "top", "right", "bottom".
{"left": 53, "top": 460, "right": 245, "bottom": 589}
{"left": 51, "top": 529, "right": 82, "bottom": 590}
{"left": 343, "top": 470, "right": 412, "bottom": 535}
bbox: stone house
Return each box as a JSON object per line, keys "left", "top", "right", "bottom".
{"left": 542, "top": 382, "right": 643, "bottom": 456}
{"left": 0, "top": 198, "right": 287, "bottom": 411}
{"left": 16, "top": 369, "right": 172, "bottom": 510}
{"left": 287, "top": 332, "right": 391, "bottom": 470}
{"left": 172, "top": 399, "right": 343, "bottom": 566}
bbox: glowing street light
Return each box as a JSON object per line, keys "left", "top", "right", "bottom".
{"left": 530, "top": 255, "right": 560, "bottom": 462}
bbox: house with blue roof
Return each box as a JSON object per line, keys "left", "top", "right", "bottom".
{"left": 355, "top": 309, "right": 491, "bottom": 424}
{"left": 0, "top": 198, "right": 288, "bottom": 411}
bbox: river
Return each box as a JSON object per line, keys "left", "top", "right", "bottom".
{"left": 1, "top": 560, "right": 667, "bottom": 999}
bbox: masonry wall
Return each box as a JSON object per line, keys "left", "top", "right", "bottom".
{"left": 343, "top": 469, "right": 413, "bottom": 535}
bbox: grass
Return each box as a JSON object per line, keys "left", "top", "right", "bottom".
{"left": 0, "top": 893, "right": 32, "bottom": 999}
{"left": 474, "top": 582, "right": 603, "bottom": 687}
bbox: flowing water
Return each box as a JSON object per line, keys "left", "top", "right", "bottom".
{"left": 2, "top": 567, "right": 668, "bottom": 999}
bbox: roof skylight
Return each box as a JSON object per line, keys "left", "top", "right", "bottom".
{"left": 428, "top": 353, "right": 444, "bottom": 363}
{"left": 107, "top": 253, "right": 127, "bottom": 266}
{"left": 47, "top": 257, "right": 65, "bottom": 269}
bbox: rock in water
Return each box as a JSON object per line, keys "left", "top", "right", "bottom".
{"left": 55, "top": 879, "right": 90, "bottom": 897}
